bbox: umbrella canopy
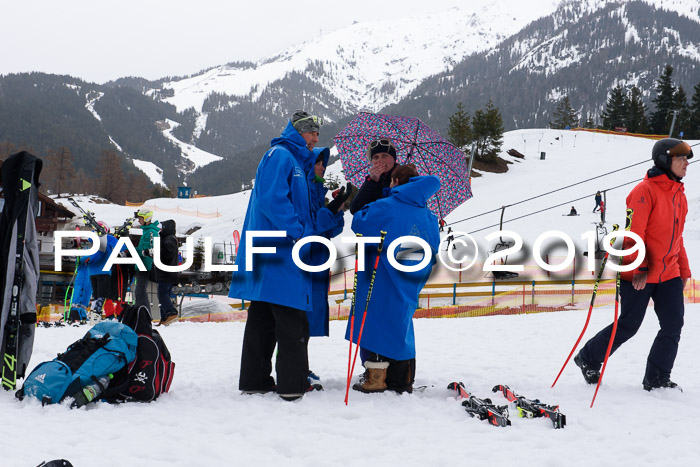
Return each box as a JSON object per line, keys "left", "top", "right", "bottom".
{"left": 333, "top": 112, "right": 473, "bottom": 219}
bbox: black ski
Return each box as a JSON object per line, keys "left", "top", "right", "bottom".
{"left": 1, "top": 152, "right": 42, "bottom": 391}
{"left": 492, "top": 384, "right": 566, "bottom": 429}
{"left": 113, "top": 216, "right": 136, "bottom": 239}
{"left": 1, "top": 229, "right": 24, "bottom": 390}
{"left": 447, "top": 382, "right": 510, "bottom": 427}
{"left": 66, "top": 197, "right": 106, "bottom": 236}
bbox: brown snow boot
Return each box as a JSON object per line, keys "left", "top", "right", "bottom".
{"left": 352, "top": 361, "right": 389, "bottom": 393}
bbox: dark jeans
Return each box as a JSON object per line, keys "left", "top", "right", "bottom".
{"left": 134, "top": 270, "right": 150, "bottom": 307}
{"left": 239, "top": 301, "right": 310, "bottom": 395}
{"left": 579, "top": 277, "right": 685, "bottom": 385}
{"left": 157, "top": 281, "right": 177, "bottom": 317}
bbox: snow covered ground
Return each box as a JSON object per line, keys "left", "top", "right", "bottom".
{"left": 2, "top": 305, "right": 699, "bottom": 466}
{"left": 22, "top": 128, "right": 699, "bottom": 465}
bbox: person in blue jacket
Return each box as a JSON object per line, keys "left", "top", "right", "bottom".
{"left": 66, "top": 256, "right": 92, "bottom": 324}
{"left": 84, "top": 222, "right": 121, "bottom": 324}
{"left": 346, "top": 164, "right": 440, "bottom": 394}
{"left": 304, "top": 147, "right": 349, "bottom": 389}
{"left": 229, "top": 110, "right": 347, "bottom": 401}
{"left": 306, "top": 147, "right": 348, "bottom": 337}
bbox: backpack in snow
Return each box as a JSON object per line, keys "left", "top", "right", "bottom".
{"left": 18, "top": 321, "right": 138, "bottom": 406}
{"left": 103, "top": 304, "right": 174, "bottom": 402}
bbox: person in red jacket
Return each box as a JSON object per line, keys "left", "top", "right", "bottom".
{"left": 575, "top": 138, "right": 693, "bottom": 391}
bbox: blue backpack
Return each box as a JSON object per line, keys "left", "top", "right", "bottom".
{"left": 18, "top": 321, "right": 138, "bottom": 406}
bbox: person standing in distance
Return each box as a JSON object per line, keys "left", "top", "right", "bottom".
{"left": 134, "top": 208, "right": 159, "bottom": 308}
{"left": 156, "top": 219, "right": 179, "bottom": 326}
{"left": 575, "top": 138, "right": 693, "bottom": 391}
{"left": 229, "top": 110, "right": 346, "bottom": 401}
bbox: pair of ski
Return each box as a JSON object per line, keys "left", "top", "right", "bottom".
{"left": 448, "top": 382, "right": 566, "bottom": 428}
{"left": 67, "top": 197, "right": 135, "bottom": 238}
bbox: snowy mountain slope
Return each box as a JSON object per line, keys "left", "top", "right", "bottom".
{"left": 390, "top": 0, "right": 700, "bottom": 134}
{"left": 159, "top": 0, "right": 698, "bottom": 116}
{"left": 159, "top": 0, "right": 563, "bottom": 115}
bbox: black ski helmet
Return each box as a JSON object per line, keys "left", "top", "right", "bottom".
{"left": 652, "top": 138, "right": 693, "bottom": 170}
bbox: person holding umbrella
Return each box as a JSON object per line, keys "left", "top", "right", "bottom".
{"left": 349, "top": 138, "right": 397, "bottom": 214}
{"left": 347, "top": 164, "right": 440, "bottom": 394}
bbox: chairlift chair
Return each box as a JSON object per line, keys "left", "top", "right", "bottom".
{"left": 490, "top": 206, "right": 520, "bottom": 280}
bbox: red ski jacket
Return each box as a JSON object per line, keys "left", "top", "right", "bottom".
{"left": 621, "top": 169, "right": 691, "bottom": 283}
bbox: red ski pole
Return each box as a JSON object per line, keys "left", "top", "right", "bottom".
{"left": 344, "top": 234, "right": 362, "bottom": 405}
{"left": 552, "top": 224, "right": 619, "bottom": 388}
{"left": 591, "top": 210, "right": 632, "bottom": 407}
{"left": 346, "top": 231, "right": 387, "bottom": 405}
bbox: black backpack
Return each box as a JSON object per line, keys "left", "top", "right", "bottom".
{"left": 104, "top": 305, "right": 174, "bottom": 402}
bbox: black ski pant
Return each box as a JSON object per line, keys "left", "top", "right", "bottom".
{"left": 239, "top": 301, "right": 310, "bottom": 395}
{"left": 134, "top": 271, "right": 150, "bottom": 308}
{"left": 579, "top": 277, "right": 685, "bottom": 385}
{"left": 157, "top": 281, "right": 177, "bottom": 317}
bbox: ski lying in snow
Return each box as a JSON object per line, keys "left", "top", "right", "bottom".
{"left": 492, "top": 384, "right": 566, "bottom": 429}
{"left": 67, "top": 197, "right": 106, "bottom": 236}
{"left": 447, "top": 382, "right": 510, "bottom": 427}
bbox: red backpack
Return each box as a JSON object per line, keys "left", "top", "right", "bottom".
{"left": 104, "top": 305, "right": 175, "bottom": 402}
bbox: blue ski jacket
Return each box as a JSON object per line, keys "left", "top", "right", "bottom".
{"left": 85, "top": 234, "right": 120, "bottom": 277}
{"left": 72, "top": 259, "right": 93, "bottom": 307}
{"left": 345, "top": 175, "right": 440, "bottom": 360}
{"left": 305, "top": 147, "right": 344, "bottom": 336}
{"left": 228, "top": 123, "right": 341, "bottom": 312}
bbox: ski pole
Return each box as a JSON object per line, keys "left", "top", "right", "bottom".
{"left": 552, "top": 224, "right": 619, "bottom": 388}
{"left": 344, "top": 234, "right": 362, "bottom": 404}
{"left": 63, "top": 260, "right": 80, "bottom": 322}
{"left": 591, "top": 210, "right": 632, "bottom": 407}
{"left": 345, "top": 231, "right": 387, "bottom": 405}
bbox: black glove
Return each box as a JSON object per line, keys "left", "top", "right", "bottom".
{"left": 327, "top": 182, "right": 352, "bottom": 213}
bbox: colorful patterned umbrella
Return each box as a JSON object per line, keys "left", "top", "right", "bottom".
{"left": 333, "top": 112, "right": 473, "bottom": 219}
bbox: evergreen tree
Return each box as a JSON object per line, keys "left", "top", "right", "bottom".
{"left": 45, "top": 146, "right": 76, "bottom": 197}
{"left": 447, "top": 102, "right": 472, "bottom": 150}
{"left": 125, "top": 172, "right": 153, "bottom": 203}
{"left": 97, "top": 149, "right": 127, "bottom": 204}
{"left": 649, "top": 64, "right": 676, "bottom": 134}
{"left": 626, "top": 86, "right": 649, "bottom": 134}
{"left": 671, "top": 86, "right": 691, "bottom": 139}
{"left": 192, "top": 238, "right": 205, "bottom": 271}
{"left": 470, "top": 100, "right": 504, "bottom": 162}
{"left": 600, "top": 86, "right": 628, "bottom": 130}
{"left": 581, "top": 112, "right": 595, "bottom": 129}
{"left": 69, "top": 168, "right": 97, "bottom": 195}
{"left": 550, "top": 96, "right": 578, "bottom": 129}
{"left": 0, "top": 140, "right": 18, "bottom": 160}
{"left": 688, "top": 81, "right": 700, "bottom": 139}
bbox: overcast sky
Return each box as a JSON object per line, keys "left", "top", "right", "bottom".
{"left": 1, "top": 0, "right": 465, "bottom": 84}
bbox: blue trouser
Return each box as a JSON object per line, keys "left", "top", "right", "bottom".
{"left": 579, "top": 277, "right": 685, "bottom": 385}
{"left": 157, "top": 281, "right": 177, "bottom": 317}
